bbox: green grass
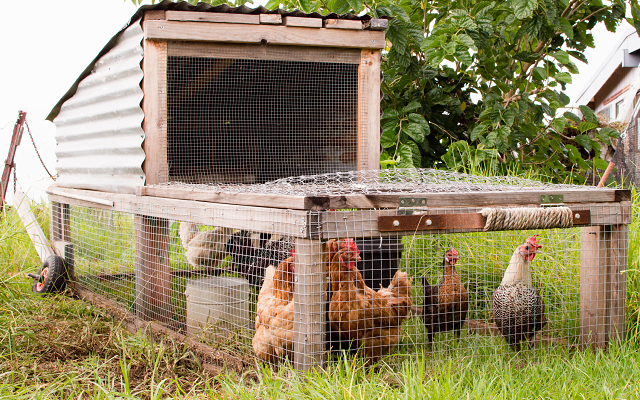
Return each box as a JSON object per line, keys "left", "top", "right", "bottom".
{"left": 1, "top": 188, "right": 640, "bottom": 398}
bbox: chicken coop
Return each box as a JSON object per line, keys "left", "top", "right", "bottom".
{"left": 44, "top": 3, "right": 629, "bottom": 372}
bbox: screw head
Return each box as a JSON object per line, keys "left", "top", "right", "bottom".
{"left": 393, "top": 220, "right": 400, "bottom": 227}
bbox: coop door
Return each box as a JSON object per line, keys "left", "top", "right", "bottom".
{"left": 164, "top": 43, "right": 365, "bottom": 184}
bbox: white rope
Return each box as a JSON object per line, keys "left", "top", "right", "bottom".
{"left": 481, "top": 206, "right": 573, "bottom": 231}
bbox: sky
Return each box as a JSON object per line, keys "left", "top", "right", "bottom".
{"left": 0, "top": 1, "right": 633, "bottom": 204}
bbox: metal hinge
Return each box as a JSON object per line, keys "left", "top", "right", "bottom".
{"left": 398, "top": 197, "right": 427, "bottom": 215}
{"left": 540, "top": 194, "right": 564, "bottom": 206}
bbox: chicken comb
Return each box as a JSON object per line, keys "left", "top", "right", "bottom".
{"left": 289, "top": 248, "right": 295, "bottom": 257}
{"left": 342, "top": 238, "right": 360, "bottom": 255}
{"left": 526, "top": 235, "right": 542, "bottom": 248}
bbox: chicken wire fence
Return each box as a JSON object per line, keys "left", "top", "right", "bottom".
{"left": 164, "top": 42, "right": 364, "bottom": 184}
{"left": 50, "top": 170, "right": 628, "bottom": 369}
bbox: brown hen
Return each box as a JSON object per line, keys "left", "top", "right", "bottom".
{"left": 328, "top": 241, "right": 412, "bottom": 363}
{"left": 253, "top": 255, "right": 295, "bottom": 364}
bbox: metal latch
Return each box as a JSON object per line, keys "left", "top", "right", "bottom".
{"left": 540, "top": 194, "right": 564, "bottom": 206}
{"left": 398, "top": 198, "right": 427, "bottom": 215}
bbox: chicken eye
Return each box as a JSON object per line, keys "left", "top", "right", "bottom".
{"left": 525, "top": 246, "right": 529, "bottom": 250}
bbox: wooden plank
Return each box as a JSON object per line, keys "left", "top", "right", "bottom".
{"left": 364, "top": 18, "right": 389, "bottom": 31}
{"left": 609, "top": 224, "right": 627, "bottom": 342}
{"left": 166, "top": 11, "right": 259, "bottom": 24}
{"left": 580, "top": 226, "right": 609, "bottom": 350}
{"left": 260, "top": 14, "right": 282, "bottom": 25}
{"left": 167, "top": 41, "right": 360, "bottom": 63}
{"left": 357, "top": 50, "right": 382, "bottom": 170}
{"left": 144, "top": 20, "right": 386, "bottom": 49}
{"left": 14, "top": 188, "right": 55, "bottom": 262}
{"left": 140, "top": 185, "right": 329, "bottom": 210}
{"left": 283, "top": 16, "right": 322, "bottom": 28}
{"left": 378, "top": 210, "right": 591, "bottom": 232}
{"left": 48, "top": 187, "right": 114, "bottom": 207}
{"left": 325, "top": 19, "right": 362, "bottom": 30}
{"left": 328, "top": 189, "right": 621, "bottom": 210}
{"left": 323, "top": 204, "right": 629, "bottom": 239}
{"left": 141, "top": 38, "right": 168, "bottom": 185}
{"left": 144, "top": 10, "right": 166, "bottom": 21}
{"left": 47, "top": 186, "right": 311, "bottom": 238}
{"left": 293, "top": 239, "right": 325, "bottom": 371}
{"left": 135, "top": 215, "right": 172, "bottom": 324}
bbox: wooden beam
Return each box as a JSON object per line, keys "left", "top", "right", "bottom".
{"left": 579, "top": 224, "right": 627, "bottom": 350}
{"left": 14, "top": 188, "right": 55, "bottom": 262}
{"left": 141, "top": 38, "right": 168, "bottom": 185}
{"left": 283, "top": 16, "right": 322, "bottom": 28}
{"left": 293, "top": 239, "right": 326, "bottom": 371}
{"left": 144, "top": 10, "right": 166, "bottom": 21}
{"left": 378, "top": 210, "right": 591, "bottom": 232}
{"left": 325, "top": 19, "right": 362, "bottom": 30}
{"left": 135, "top": 215, "right": 172, "bottom": 324}
{"left": 260, "top": 14, "right": 283, "bottom": 25}
{"left": 357, "top": 49, "right": 381, "bottom": 170}
{"left": 364, "top": 19, "right": 389, "bottom": 31}
{"left": 166, "top": 11, "right": 259, "bottom": 24}
{"left": 144, "top": 20, "right": 386, "bottom": 49}
{"left": 47, "top": 186, "right": 311, "bottom": 238}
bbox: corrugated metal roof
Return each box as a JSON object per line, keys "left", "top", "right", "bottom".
{"left": 53, "top": 21, "right": 145, "bottom": 194}
{"left": 47, "top": 0, "right": 375, "bottom": 121}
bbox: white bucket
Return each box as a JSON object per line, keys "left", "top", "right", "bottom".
{"left": 185, "top": 276, "right": 250, "bottom": 338}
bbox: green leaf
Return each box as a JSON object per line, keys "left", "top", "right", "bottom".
{"left": 456, "top": 33, "right": 477, "bottom": 50}
{"left": 299, "top": 0, "right": 311, "bottom": 13}
{"left": 382, "top": 109, "right": 399, "bottom": 120}
{"left": 403, "top": 123, "right": 426, "bottom": 143}
{"left": 479, "top": 107, "right": 494, "bottom": 121}
{"left": 485, "top": 129, "right": 498, "bottom": 146}
{"left": 564, "top": 111, "right": 581, "bottom": 123}
{"left": 380, "top": 128, "right": 398, "bottom": 149}
{"left": 578, "top": 122, "right": 598, "bottom": 133}
{"left": 574, "top": 134, "right": 593, "bottom": 151}
{"left": 469, "top": 123, "right": 488, "bottom": 141}
{"left": 402, "top": 102, "right": 421, "bottom": 114}
{"left": 550, "top": 117, "right": 566, "bottom": 132}
{"left": 397, "top": 142, "right": 421, "bottom": 168}
{"left": 408, "top": 113, "right": 430, "bottom": 132}
{"left": 502, "top": 109, "right": 516, "bottom": 126}
{"left": 533, "top": 67, "right": 548, "bottom": 80}
{"left": 552, "top": 50, "right": 570, "bottom": 65}
{"left": 599, "top": 127, "right": 620, "bottom": 138}
{"left": 513, "top": 0, "right": 538, "bottom": 19}
{"left": 555, "top": 72, "right": 572, "bottom": 83}
{"left": 388, "top": 4, "right": 410, "bottom": 22}
{"left": 579, "top": 105, "right": 598, "bottom": 123}
{"left": 594, "top": 157, "right": 610, "bottom": 170}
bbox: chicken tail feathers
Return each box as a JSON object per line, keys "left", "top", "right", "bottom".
{"left": 179, "top": 222, "right": 199, "bottom": 248}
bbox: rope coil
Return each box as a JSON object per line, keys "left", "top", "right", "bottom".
{"left": 481, "top": 206, "right": 573, "bottom": 231}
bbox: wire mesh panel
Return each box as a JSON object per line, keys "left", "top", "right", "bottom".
{"left": 165, "top": 43, "right": 360, "bottom": 184}
{"left": 49, "top": 169, "right": 630, "bottom": 370}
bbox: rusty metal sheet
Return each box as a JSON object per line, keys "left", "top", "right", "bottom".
{"left": 378, "top": 210, "right": 591, "bottom": 232}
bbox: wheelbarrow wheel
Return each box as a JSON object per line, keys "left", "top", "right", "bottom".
{"left": 31, "top": 255, "right": 67, "bottom": 294}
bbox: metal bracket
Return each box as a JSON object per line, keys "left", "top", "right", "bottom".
{"left": 398, "top": 197, "right": 427, "bottom": 215}
{"left": 540, "top": 194, "right": 564, "bottom": 206}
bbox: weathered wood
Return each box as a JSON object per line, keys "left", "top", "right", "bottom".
{"left": 140, "top": 185, "right": 329, "bottom": 210}
{"left": 48, "top": 186, "right": 310, "bottom": 237}
{"left": 378, "top": 210, "right": 591, "bottom": 232}
{"left": 283, "top": 16, "right": 322, "bottom": 28}
{"left": 260, "top": 14, "right": 283, "bottom": 25}
{"left": 14, "top": 188, "right": 55, "bottom": 262}
{"left": 323, "top": 203, "right": 630, "bottom": 238}
{"left": 135, "top": 215, "right": 172, "bottom": 324}
{"left": 144, "top": 20, "right": 386, "bottom": 49}
{"left": 141, "top": 38, "right": 168, "bottom": 185}
{"left": 48, "top": 187, "right": 113, "bottom": 207}
{"left": 166, "top": 10, "right": 259, "bottom": 24}
{"left": 579, "top": 225, "right": 627, "bottom": 350}
{"left": 328, "top": 189, "right": 623, "bottom": 210}
{"left": 363, "top": 18, "right": 389, "bottom": 31}
{"left": 325, "top": 19, "right": 362, "bottom": 30}
{"left": 357, "top": 50, "right": 382, "bottom": 170}
{"left": 293, "top": 239, "right": 326, "bottom": 371}
{"left": 144, "top": 10, "right": 166, "bottom": 21}
{"left": 167, "top": 41, "right": 360, "bottom": 63}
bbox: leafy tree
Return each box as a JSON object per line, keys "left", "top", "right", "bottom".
{"left": 130, "top": 0, "right": 638, "bottom": 183}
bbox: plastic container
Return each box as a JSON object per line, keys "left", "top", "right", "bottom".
{"left": 185, "top": 276, "right": 251, "bottom": 337}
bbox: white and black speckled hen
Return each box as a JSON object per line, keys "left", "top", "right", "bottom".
{"left": 491, "top": 235, "right": 546, "bottom": 352}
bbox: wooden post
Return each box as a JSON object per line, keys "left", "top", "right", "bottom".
{"left": 580, "top": 225, "right": 627, "bottom": 350}
{"left": 293, "top": 238, "right": 326, "bottom": 371}
{"left": 357, "top": 49, "right": 381, "bottom": 171}
{"left": 135, "top": 215, "right": 172, "bottom": 324}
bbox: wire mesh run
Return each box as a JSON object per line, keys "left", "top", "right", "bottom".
{"left": 165, "top": 43, "right": 360, "bottom": 184}
{"left": 53, "top": 199, "right": 627, "bottom": 369}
